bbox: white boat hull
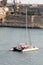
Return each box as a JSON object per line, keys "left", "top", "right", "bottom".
{"left": 10, "top": 47, "right": 39, "bottom": 52}
{"left": 22, "top": 47, "right": 39, "bottom": 52}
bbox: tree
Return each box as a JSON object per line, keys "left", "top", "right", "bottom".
{"left": 1, "top": 0, "right": 7, "bottom": 7}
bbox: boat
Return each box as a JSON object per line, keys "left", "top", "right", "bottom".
{"left": 10, "top": 44, "right": 39, "bottom": 52}
{"left": 9, "top": 8, "right": 39, "bottom": 52}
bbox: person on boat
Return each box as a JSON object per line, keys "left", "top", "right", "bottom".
{"left": 19, "top": 44, "right": 29, "bottom": 50}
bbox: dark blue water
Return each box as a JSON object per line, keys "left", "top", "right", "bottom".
{"left": 0, "top": 28, "right": 43, "bottom": 65}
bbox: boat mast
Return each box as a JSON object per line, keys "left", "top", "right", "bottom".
{"left": 26, "top": 7, "right": 31, "bottom": 45}
{"left": 26, "top": 7, "right": 28, "bottom": 44}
